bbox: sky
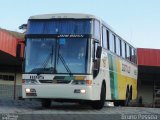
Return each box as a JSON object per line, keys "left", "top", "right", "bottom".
{"left": 0, "top": 0, "right": 160, "bottom": 49}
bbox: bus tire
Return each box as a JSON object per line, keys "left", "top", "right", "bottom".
{"left": 125, "top": 88, "right": 131, "bottom": 106}
{"left": 116, "top": 87, "right": 130, "bottom": 106}
{"left": 130, "top": 86, "right": 132, "bottom": 100}
{"left": 114, "top": 100, "right": 126, "bottom": 106}
{"left": 114, "top": 101, "right": 121, "bottom": 106}
{"left": 41, "top": 99, "right": 51, "bottom": 108}
{"left": 91, "top": 83, "right": 106, "bottom": 109}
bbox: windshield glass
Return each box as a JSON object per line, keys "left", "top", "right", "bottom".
{"left": 56, "top": 38, "right": 88, "bottom": 73}
{"left": 25, "top": 38, "right": 56, "bottom": 73}
{"left": 25, "top": 38, "right": 88, "bottom": 74}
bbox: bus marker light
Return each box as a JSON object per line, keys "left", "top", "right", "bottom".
{"left": 74, "top": 76, "right": 85, "bottom": 80}
{"left": 86, "top": 80, "right": 92, "bottom": 85}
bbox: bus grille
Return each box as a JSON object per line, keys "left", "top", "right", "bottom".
{"left": 39, "top": 80, "right": 71, "bottom": 84}
{"left": 39, "top": 80, "right": 52, "bottom": 83}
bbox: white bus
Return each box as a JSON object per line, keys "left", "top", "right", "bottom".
{"left": 18, "top": 13, "right": 137, "bottom": 109}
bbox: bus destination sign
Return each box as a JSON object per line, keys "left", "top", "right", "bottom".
{"left": 57, "top": 34, "right": 84, "bottom": 38}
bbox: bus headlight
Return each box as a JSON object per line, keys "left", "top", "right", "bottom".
{"left": 74, "top": 89, "right": 86, "bottom": 94}
{"left": 25, "top": 88, "right": 36, "bottom": 93}
{"left": 25, "top": 88, "right": 37, "bottom": 96}
{"left": 80, "top": 89, "right": 86, "bottom": 94}
{"left": 25, "top": 88, "right": 31, "bottom": 93}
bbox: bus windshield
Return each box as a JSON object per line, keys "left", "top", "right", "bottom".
{"left": 25, "top": 38, "right": 89, "bottom": 74}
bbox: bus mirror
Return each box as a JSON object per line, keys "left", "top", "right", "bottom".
{"left": 16, "top": 44, "right": 21, "bottom": 59}
{"left": 94, "top": 39, "right": 100, "bottom": 43}
{"left": 93, "top": 69, "right": 98, "bottom": 78}
{"left": 96, "top": 46, "right": 102, "bottom": 58}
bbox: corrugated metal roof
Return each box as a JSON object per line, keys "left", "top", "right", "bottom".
{"left": 0, "top": 28, "right": 24, "bottom": 39}
{"left": 0, "top": 28, "right": 24, "bottom": 57}
{"left": 137, "top": 48, "right": 160, "bottom": 67}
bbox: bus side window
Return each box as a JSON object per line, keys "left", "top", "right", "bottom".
{"left": 116, "top": 37, "right": 120, "bottom": 56}
{"left": 119, "top": 39, "right": 122, "bottom": 56}
{"left": 125, "top": 43, "right": 127, "bottom": 59}
{"left": 94, "top": 20, "right": 100, "bottom": 41}
{"left": 126, "top": 44, "right": 131, "bottom": 61}
{"left": 107, "top": 30, "right": 109, "bottom": 50}
{"left": 114, "top": 35, "right": 116, "bottom": 53}
{"left": 109, "top": 32, "right": 115, "bottom": 52}
{"left": 129, "top": 46, "right": 132, "bottom": 61}
{"left": 131, "top": 48, "right": 134, "bottom": 63}
{"left": 102, "top": 27, "right": 107, "bottom": 49}
{"left": 134, "top": 49, "right": 137, "bottom": 64}
{"left": 121, "top": 41, "right": 125, "bottom": 58}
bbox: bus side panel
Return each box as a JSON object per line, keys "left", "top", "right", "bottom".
{"left": 116, "top": 57, "right": 126, "bottom": 100}
{"left": 125, "top": 76, "right": 137, "bottom": 100}
{"left": 108, "top": 53, "right": 119, "bottom": 100}
{"left": 99, "top": 50, "right": 112, "bottom": 100}
{"left": 108, "top": 53, "right": 137, "bottom": 100}
{"left": 119, "top": 60, "right": 138, "bottom": 100}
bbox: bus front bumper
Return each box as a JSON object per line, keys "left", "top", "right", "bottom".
{"left": 22, "top": 84, "right": 95, "bottom": 100}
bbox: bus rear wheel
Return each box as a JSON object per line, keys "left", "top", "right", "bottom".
{"left": 91, "top": 84, "right": 106, "bottom": 109}
{"left": 41, "top": 99, "right": 52, "bottom": 108}
{"left": 125, "top": 89, "right": 131, "bottom": 106}
{"left": 114, "top": 88, "right": 131, "bottom": 106}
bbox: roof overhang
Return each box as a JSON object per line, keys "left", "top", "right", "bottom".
{"left": 0, "top": 50, "right": 21, "bottom": 66}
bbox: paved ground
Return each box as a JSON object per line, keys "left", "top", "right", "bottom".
{"left": 0, "top": 99, "right": 159, "bottom": 120}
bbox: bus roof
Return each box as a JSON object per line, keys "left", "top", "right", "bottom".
{"left": 29, "top": 13, "right": 112, "bottom": 28}
{"left": 29, "top": 13, "right": 98, "bottom": 20}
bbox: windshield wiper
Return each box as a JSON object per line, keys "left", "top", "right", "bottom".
{"left": 57, "top": 45, "right": 73, "bottom": 76}
{"left": 35, "top": 44, "right": 56, "bottom": 74}
{"left": 58, "top": 53, "right": 73, "bottom": 76}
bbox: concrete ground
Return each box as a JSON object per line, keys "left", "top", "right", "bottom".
{"left": 0, "top": 99, "right": 159, "bottom": 120}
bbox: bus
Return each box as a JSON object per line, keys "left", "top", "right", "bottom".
{"left": 18, "top": 13, "right": 137, "bottom": 109}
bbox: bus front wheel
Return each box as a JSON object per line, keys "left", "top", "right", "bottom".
{"left": 41, "top": 99, "right": 52, "bottom": 108}
{"left": 91, "top": 83, "right": 106, "bottom": 109}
